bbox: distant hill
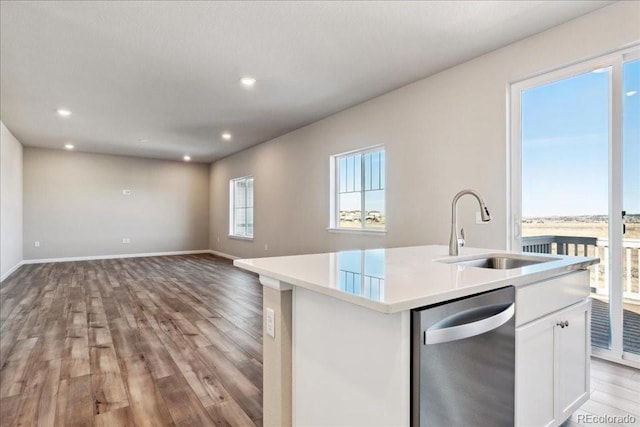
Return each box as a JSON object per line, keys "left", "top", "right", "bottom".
{"left": 523, "top": 214, "right": 640, "bottom": 223}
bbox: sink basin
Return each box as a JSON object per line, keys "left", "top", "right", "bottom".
{"left": 438, "top": 254, "right": 559, "bottom": 270}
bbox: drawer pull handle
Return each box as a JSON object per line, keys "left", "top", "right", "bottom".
{"left": 425, "top": 303, "right": 515, "bottom": 345}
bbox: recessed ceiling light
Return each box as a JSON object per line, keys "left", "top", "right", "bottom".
{"left": 592, "top": 68, "right": 608, "bottom": 73}
{"left": 64, "top": 143, "right": 74, "bottom": 150}
{"left": 626, "top": 90, "right": 637, "bottom": 97}
{"left": 183, "top": 155, "right": 191, "bottom": 161}
{"left": 221, "top": 132, "right": 232, "bottom": 141}
{"left": 240, "top": 76, "right": 256, "bottom": 88}
{"left": 57, "top": 109, "right": 72, "bottom": 117}
{"left": 139, "top": 139, "right": 149, "bottom": 143}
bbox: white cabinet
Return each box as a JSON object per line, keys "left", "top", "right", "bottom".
{"left": 516, "top": 299, "right": 590, "bottom": 427}
{"left": 516, "top": 311, "right": 556, "bottom": 427}
{"left": 556, "top": 300, "right": 590, "bottom": 422}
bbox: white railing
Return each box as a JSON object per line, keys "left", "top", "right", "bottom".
{"left": 523, "top": 236, "right": 640, "bottom": 302}
{"left": 593, "top": 238, "right": 640, "bottom": 302}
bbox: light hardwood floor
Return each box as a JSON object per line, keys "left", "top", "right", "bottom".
{"left": 0, "top": 254, "right": 638, "bottom": 426}
{"left": 0, "top": 254, "right": 263, "bottom": 426}
{"left": 563, "top": 358, "right": 640, "bottom": 427}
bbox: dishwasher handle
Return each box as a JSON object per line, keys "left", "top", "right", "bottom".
{"left": 425, "top": 302, "right": 515, "bottom": 345}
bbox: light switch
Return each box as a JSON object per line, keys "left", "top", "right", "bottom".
{"left": 266, "top": 308, "right": 275, "bottom": 338}
{"left": 122, "top": 189, "right": 132, "bottom": 195}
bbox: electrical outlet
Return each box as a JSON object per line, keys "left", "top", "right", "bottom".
{"left": 34, "top": 241, "right": 40, "bottom": 247}
{"left": 266, "top": 308, "right": 275, "bottom": 338}
{"left": 122, "top": 189, "right": 132, "bottom": 195}
{"left": 264, "top": 243, "right": 268, "bottom": 251}
{"left": 122, "top": 238, "right": 131, "bottom": 244}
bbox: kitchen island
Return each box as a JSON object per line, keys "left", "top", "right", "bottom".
{"left": 234, "top": 245, "right": 598, "bottom": 426}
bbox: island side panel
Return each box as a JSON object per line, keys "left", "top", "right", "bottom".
{"left": 292, "top": 286, "right": 411, "bottom": 427}
{"left": 263, "top": 282, "right": 293, "bottom": 427}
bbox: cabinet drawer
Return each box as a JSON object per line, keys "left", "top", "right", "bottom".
{"left": 516, "top": 270, "right": 589, "bottom": 327}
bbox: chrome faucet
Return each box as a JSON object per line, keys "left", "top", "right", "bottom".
{"left": 449, "top": 189, "right": 491, "bottom": 256}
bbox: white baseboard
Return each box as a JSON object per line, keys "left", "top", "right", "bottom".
{"left": 3, "top": 249, "right": 238, "bottom": 280}
{"left": 22, "top": 249, "right": 213, "bottom": 265}
{"left": 0, "top": 260, "right": 25, "bottom": 282}
{"left": 209, "top": 249, "right": 240, "bottom": 260}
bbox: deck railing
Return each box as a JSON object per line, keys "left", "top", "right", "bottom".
{"left": 522, "top": 235, "right": 640, "bottom": 302}
{"left": 522, "top": 235, "right": 598, "bottom": 256}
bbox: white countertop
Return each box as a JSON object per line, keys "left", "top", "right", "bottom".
{"left": 233, "top": 245, "right": 598, "bottom": 313}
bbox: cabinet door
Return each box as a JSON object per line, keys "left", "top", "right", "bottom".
{"left": 556, "top": 300, "right": 590, "bottom": 422}
{"left": 516, "top": 315, "right": 556, "bottom": 427}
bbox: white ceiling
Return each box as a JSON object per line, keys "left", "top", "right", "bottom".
{"left": 0, "top": 1, "right": 611, "bottom": 163}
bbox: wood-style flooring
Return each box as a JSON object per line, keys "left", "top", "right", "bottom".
{"left": 1, "top": 254, "right": 638, "bottom": 426}
{"left": 563, "top": 358, "right": 640, "bottom": 427}
{"left": 0, "top": 254, "right": 263, "bottom": 426}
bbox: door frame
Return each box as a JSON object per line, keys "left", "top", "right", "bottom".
{"left": 507, "top": 45, "right": 640, "bottom": 367}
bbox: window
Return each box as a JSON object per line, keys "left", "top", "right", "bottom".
{"left": 229, "top": 176, "right": 254, "bottom": 238}
{"left": 331, "top": 146, "right": 385, "bottom": 230}
{"left": 509, "top": 46, "right": 640, "bottom": 363}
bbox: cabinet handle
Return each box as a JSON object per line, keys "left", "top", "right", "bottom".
{"left": 564, "top": 320, "right": 569, "bottom": 328}
{"left": 556, "top": 321, "right": 565, "bottom": 328}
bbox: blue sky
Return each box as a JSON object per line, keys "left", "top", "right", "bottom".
{"left": 339, "top": 151, "right": 385, "bottom": 213}
{"left": 522, "top": 60, "right": 639, "bottom": 217}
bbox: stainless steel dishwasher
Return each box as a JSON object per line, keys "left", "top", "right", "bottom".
{"left": 411, "top": 286, "right": 515, "bottom": 427}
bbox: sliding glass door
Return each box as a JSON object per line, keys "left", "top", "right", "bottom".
{"left": 510, "top": 47, "right": 640, "bottom": 366}
{"left": 622, "top": 59, "right": 639, "bottom": 356}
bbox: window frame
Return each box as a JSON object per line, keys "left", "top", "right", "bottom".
{"left": 329, "top": 145, "right": 386, "bottom": 233}
{"left": 229, "top": 175, "right": 254, "bottom": 240}
{"left": 508, "top": 46, "right": 639, "bottom": 252}
{"left": 508, "top": 45, "right": 640, "bottom": 366}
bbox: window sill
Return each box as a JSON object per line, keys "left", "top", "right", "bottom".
{"left": 326, "top": 227, "right": 387, "bottom": 235}
{"left": 228, "top": 235, "right": 254, "bottom": 241}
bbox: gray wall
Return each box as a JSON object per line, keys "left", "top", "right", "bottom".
{"left": 24, "top": 147, "right": 210, "bottom": 260}
{"left": 209, "top": 2, "right": 640, "bottom": 259}
{"left": 1, "top": 122, "right": 23, "bottom": 279}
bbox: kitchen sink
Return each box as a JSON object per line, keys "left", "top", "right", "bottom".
{"left": 438, "top": 254, "right": 558, "bottom": 270}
